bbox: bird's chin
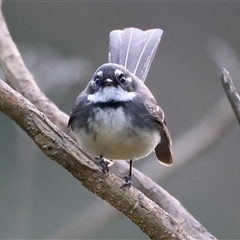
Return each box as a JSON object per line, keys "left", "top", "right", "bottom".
{"left": 87, "top": 86, "right": 136, "bottom": 103}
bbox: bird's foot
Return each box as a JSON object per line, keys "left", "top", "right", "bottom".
{"left": 120, "top": 176, "right": 132, "bottom": 190}
{"left": 95, "top": 156, "right": 109, "bottom": 173}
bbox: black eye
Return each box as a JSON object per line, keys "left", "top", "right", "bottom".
{"left": 118, "top": 74, "right": 126, "bottom": 84}
{"left": 95, "top": 74, "right": 102, "bottom": 85}
{"left": 95, "top": 78, "right": 100, "bottom": 85}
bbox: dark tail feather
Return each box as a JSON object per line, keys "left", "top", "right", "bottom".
{"left": 109, "top": 27, "right": 163, "bottom": 82}
{"left": 155, "top": 141, "right": 173, "bottom": 166}
{"left": 155, "top": 127, "right": 173, "bottom": 166}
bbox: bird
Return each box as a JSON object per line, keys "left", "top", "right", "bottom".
{"left": 68, "top": 27, "right": 173, "bottom": 189}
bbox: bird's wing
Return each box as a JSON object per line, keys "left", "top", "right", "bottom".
{"left": 145, "top": 101, "right": 173, "bottom": 165}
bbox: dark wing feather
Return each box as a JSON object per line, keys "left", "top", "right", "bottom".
{"left": 108, "top": 27, "right": 163, "bottom": 82}
{"left": 68, "top": 90, "right": 89, "bottom": 130}
{"left": 155, "top": 123, "right": 173, "bottom": 166}
{"left": 145, "top": 101, "right": 173, "bottom": 165}
{"left": 68, "top": 103, "right": 79, "bottom": 129}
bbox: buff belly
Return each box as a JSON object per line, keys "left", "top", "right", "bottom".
{"left": 73, "top": 107, "right": 160, "bottom": 160}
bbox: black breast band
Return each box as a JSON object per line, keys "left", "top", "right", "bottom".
{"left": 93, "top": 100, "right": 128, "bottom": 109}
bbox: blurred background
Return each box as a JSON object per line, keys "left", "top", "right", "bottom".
{"left": 0, "top": 1, "right": 240, "bottom": 239}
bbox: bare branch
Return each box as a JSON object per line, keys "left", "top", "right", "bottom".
{"left": 0, "top": 9, "right": 69, "bottom": 134}
{"left": 221, "top": 68, "right": 240, "bottom": 124}
{"left": 0, "top": 79, "right": 193, "bottom": 240}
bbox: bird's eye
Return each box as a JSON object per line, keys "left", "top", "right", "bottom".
{"left": 95, "top": 78, "right": 100, "bottom": 85}
{"left": 118, "top": 74, "right": 126, "bottom": 84}
{"left": 95, "top": 74, "right": 102, "bottom": 85}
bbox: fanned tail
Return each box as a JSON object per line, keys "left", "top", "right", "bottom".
{"left": 109, "top": 27, "right": 163, "bottom": 82}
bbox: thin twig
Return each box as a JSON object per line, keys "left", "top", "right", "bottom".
{"left": 221, "top": 68, "right": 240, "bottom": 124}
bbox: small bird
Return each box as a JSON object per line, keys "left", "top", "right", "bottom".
{"left": 68, "top": 27, "right": 173, "bottom": 188}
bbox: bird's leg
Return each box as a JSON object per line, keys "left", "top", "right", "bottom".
{"left": 95, "top": 155, "right": 109, "bottom": 173}
{"left": 120, "top": 159, "right": 133, "bottom": 189}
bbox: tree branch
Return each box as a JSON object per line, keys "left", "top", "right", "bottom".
{"left": 0, "top": 79, "right": 193, "bottom": 240}
{"left": 221, "top": 68, "right": 240, "bottom": 124}
{"left": 0, "top": 2, "right": 217, "bottom": 239}
{"left": 0, "top": 8, "right": 69, "bottom": 134}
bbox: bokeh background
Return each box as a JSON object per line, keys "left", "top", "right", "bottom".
{"left": 0, "top": 1, "right": 240, "bottom": 239}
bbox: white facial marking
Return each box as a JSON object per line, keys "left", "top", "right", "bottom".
{"left": 115, "top": 68, "right": 132, "bottom": 83}
{"left": 87, "top": 86, "right": 136, "bottom": 103}
{"left": 126, "top": 76, "right": 132, "bottom": 82}
{"left": 96, "top": 70, "right": 103, "bottom": 77}
{"left": 90, "top": 79, "right": 95, "bottom": 86}
{"left": 114, "top": 69, "right": 123, "bottom": 76}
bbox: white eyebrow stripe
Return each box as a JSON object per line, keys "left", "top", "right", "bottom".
{"left": 114, "top": 69, "right": 123, "bottom": 76}
{"left": 126, "top": 77, "right": 132, "bottom": 82}
{"left": 96, "top": 70, "right": 103, "bottom": 77}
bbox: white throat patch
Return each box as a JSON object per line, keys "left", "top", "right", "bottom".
{"left": 87, "top": 86, "right": 136, "bottom": 103}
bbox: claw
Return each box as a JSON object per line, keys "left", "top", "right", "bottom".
{"left": 120, "top": 176, "right": 132, "bottom": 189}
{"left": 95, "top": 156, "right": 109, "bottom": 173}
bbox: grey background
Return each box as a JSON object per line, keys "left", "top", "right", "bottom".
{"left": 0, "top": 1, "right": 240, "bottom": 239}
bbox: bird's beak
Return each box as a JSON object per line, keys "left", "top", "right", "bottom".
{"left": 104, "top": 79, "right": 114, "bottom": 86}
